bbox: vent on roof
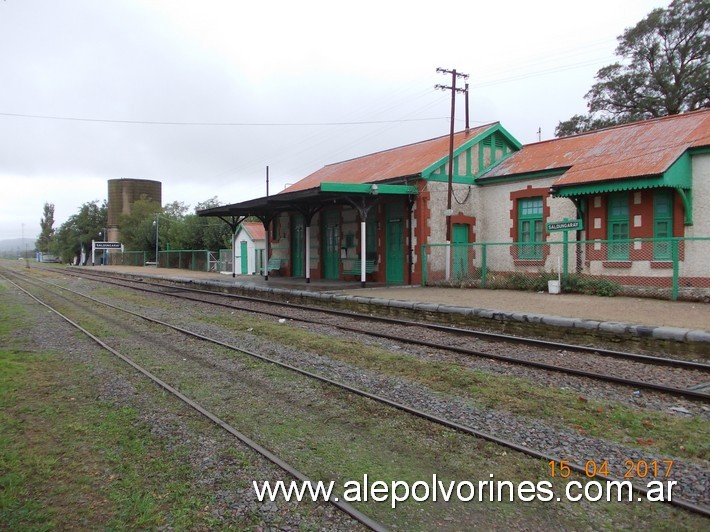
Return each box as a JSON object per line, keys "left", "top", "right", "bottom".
{"left": 482, "top": 133, "right": 506, "bottom": 149}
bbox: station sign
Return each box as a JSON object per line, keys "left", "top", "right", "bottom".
{"left": 546, "top": 219, "right": 583, "bottom": 232}
{"left": 94, "top": 241, "right": 122, "bottom": 249}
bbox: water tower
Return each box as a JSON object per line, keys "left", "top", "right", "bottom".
{"left": 107, "top": 178, "right": 162, "bottom": 242}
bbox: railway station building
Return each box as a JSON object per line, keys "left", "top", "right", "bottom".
{"left": 198, "top": 109, "right": 710, "bottom": 292}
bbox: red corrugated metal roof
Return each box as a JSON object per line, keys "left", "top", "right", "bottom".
{"left": 481, "top": 110, "right": 710, "bottom": 186}
{"left": 241, "top": 221, "right": 265, "bottom": 241}
{"left": 281, "top": 123, "right": 497, "bottom": 193}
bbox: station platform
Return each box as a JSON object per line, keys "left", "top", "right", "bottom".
{"left": 75, "top": 265, "right": 710, "bottom": 346}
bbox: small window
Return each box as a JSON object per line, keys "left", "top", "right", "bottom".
{"left": 518, "top": 197, "right": 543, "bottom": 259}
{"left": 607, "top": 193, "right": 629, "bottom": 260}
{"left": 653, "top": 190, "right": 673, "bottom": 260}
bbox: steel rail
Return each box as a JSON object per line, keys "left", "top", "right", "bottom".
{"left": 57, "top": 269, "right": 710, "bottom": 401}
{"left": 7, "top": 268, "right": 710, "bottom": 519}
{"left": 65, "top": 267, "right": 710, "bottom": 371}
{"left": 1, "top": 271, "right": 387, "bottom": 532}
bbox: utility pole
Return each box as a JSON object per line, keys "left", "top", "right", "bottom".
{"left": 22, "top": 223, "right": 29, "bottom": 268}
{"left": 435, "top": 67, "right": 468, "bottom": 244}
{"left": 464, "top": 82, "right": 470, "bottom": 131}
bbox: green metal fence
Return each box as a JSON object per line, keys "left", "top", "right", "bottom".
{"left": 157, "top": 250, "right": 211, "bottom": 271}
{"left": 422, "top": 237, "right": 710, "bottom": 301}
{"left": 106, "top": 249, "right": 224, "bottom": 272}
{"left": 219, "top": 248, "right": 232, "bottom": 273}
{"left": 106, "top": 251, "right": 147, "bottom": 267}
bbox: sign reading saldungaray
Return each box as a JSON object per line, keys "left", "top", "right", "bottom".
{"left": 546, "top": 219, "right": 583, "bottom": 232}
{"left": 91, "top": 240, "right": 124, "bottom": 265}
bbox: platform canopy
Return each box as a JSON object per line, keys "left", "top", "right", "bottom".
{"left": 197, "top": 181, "right": 418, "bottom": 222}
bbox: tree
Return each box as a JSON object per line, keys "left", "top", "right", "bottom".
{"left": 159, "top": 198, "right": 232, "bottom": 252}
{"left": 36, "top": 202, "right": 55, "bottom": 254}
{"left": 191, "top": 197, "right": 232, "bottom": 251}
{"left": 117, "top": 196, "right": 162, "bottom": 255}
{"left": 554, "top": 114, "right": 623, "bottom": 139}
{"left": 53, "top": 200, "right": 108, "bottom": 263}
{"left": 114, "top": 196, "right": 232, "bottom": 258}
{"left": 556, "top": 0, "right": 709, "bottom": 137}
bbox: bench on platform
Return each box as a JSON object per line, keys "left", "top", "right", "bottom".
{"left": 145, "top": 261, "right": 158, "bottom": 267}
{"left": 266, "top": 257, "right": 283, "bottom": 272}
{"left": 343, "top": 259, "right": 375, "bottom": 276}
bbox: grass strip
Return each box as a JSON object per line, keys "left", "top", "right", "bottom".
{"left": 0, "top": 349, "right": 226, "bottom": 530}
{"left": 208, "top": 313, "right": 709, "bottom": 460}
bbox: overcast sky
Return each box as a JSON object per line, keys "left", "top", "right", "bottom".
{"left": 0, "top": 0, "right": 669, "bottom": 240}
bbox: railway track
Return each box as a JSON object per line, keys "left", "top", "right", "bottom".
{"left": 1, "top": 269, "right": 385, "bottom": 531}
{"left": 2, "top": 266, "right": 709, "bottom": 520}
{"left": 51, "top": 267, "right": 710, "bottom": 402}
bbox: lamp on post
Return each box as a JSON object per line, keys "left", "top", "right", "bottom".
{"left": 152, "top": 214, "right": 160, "bottom": 268}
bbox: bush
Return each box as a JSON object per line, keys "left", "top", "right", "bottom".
{"left": 563, "top": 275, "right": 621, "bottom": 297}
{"left": 496, "top": 271, "right": 556, "bottom": 292}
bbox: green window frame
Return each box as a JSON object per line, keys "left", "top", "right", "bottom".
{"left": 607, "top": 193, "right": 629, "bottom": 260}
{"left": 518, "top": 197, "right": 543, "bottom": 259}
{"left": 653, "top": 190, "right": 673, "bottom": 260}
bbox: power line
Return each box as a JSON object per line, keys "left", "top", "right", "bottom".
{"left": 0, "top": 111, "right": 447, "bottom": 127}
{"left": 470, "top": 57, "right": 612, "bottom": 89}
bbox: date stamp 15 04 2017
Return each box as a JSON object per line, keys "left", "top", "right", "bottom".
{"left": 548, "top": 459, "right": 674, "bottom": 479}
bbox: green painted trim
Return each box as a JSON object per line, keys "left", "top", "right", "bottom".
{"left": 319, "top": 182, "right": 418, "bottom": 195}
{"left": 425, "top": 174, "right": 475, "bottom": 185}
{"left": 474, "top": 148, "right": 507, "bottom": 178}
{"left": 677, "top": 188, "right": 693, "bottom": 225}
{"left": 477, "top": 168, "right": 567, "bottom": 185}
{"left": 607, "top": 192, "right": 630, "bottom": 261}
{"left": 555, "top": 151, "right": 694, "bottom": 198}
{"left": 492, "top": 123, "right": 523, "bottom": 150}
{"left": 672, "top": 239, "right": 680, "bottom": 300}
{"left": 555, "top": 175, "right": 665, "bottom": 197}
{"left": 689, "top": 146, "right": 710, "bottom": 155}
{"left": 663, "top": 152, "right": 692, "bottom": 188}
{"left": 420, "top": 123, "right": 522, "bottom": 180}
{"left": 652, "top": 190, "right": 673, "bottom": 260}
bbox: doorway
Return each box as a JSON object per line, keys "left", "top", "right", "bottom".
{"left": 322, "top": 210, "right": 340, "bottom": 280}
{"left": 291, "top": 214, "right": 305, "bottom": 277}
{"left": 385, "top": 203, "right": 405, "bottom": 283}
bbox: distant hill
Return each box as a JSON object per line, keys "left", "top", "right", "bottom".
{"left": 0, "top": 238, "right": 36, "bottom": 256}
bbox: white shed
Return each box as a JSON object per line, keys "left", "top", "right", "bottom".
{"left": 234, "top": 222, "right": 266, "bottom": 274}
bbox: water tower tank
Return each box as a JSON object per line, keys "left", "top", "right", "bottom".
{"left": 107, "top": 178, "right": 162, "bottom": 242}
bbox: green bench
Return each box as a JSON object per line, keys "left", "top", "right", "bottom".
{"left": 343, "top": 259, "right": 375, "bottom": 276}
{"left": 267, "top": 257, "right": 283, "bottom": 272}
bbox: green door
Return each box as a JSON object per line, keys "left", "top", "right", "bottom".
{"left": 322, "top": 210, "right": 340, "bottom": 280}
{"left": 385, "top": 203, "right": 405, "bottom": 284}
{"left": 452, "top": 223, "right": 469, "bottom": 280}
{"left": 291, "top": 214, "right": 305, "bottom": 277}
{"left": 240, "top": 241, "right": 248, "bottom": 274}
